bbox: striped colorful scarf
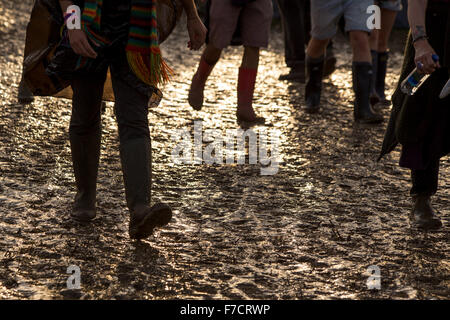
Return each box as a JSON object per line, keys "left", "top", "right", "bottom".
{"left": 81, "top": 0, "right": 172, "bottom": 86}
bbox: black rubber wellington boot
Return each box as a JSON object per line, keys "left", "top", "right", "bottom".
{"left": 279, "top": 61, "right": 306, "bottom": 83}
{"left": 304, "top": 56, "right": 324, "bottom": 114}
{"left": 411, "top": 194, "right": 443, "bottom": 230}
{"left": 70, "top": 128, "right": 101, "bottom": 222}
{"left": 323, "top": 45, "right": 337, "bottom": 78}
{"left": 352, "top": 62, "right": 383, "bottom": 124}
{"left": 120, "top": 138, "right": 172, "bottom": 240}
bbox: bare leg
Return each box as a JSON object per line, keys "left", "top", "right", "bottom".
{"left": 369, "top": 29, "right": 379, "bottom": 51}
{"left": 349, "top": 31, "right": 371, "bottom": 63}
{"left": 241, "top": 46, "right": 260, "bottom": 69}
{"left": 377, "top": 9, "right": 397, "bottom": 53}
{"left": 349, "top": 31, "right": 383, "bottom": 123}
{"left": 306, "top": 38, "right": 329, "bottom": 59}
{"left": 203, "top": 43, "right": 222, "bottom": 66}
{"left": 376, "top": 9, "right": 398, "bottom": 102}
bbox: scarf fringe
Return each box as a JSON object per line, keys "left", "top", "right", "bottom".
{"left": 79, "top": 0, "right": 172, "bottom": 87}
{"left": 126, "top": 49, "right": 173, "bottom": 86}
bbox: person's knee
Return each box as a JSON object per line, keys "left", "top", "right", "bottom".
{"left": 69, "top": 104, "right": 102, "bottom": 136}
{"left": 307, "top": 38, "right": 329, "bottom": 58}
{"left": 203, "top": 44, "right": 222, "bottom": 65}
{"left": 69, "top": 117, "right": 101, "bottom": 136}
{"left": 115, "top": 107, "right": 150, "bottom": 142}
{"left": 350, "top": 31, "right": 370, "bottom": 50}
{"left": 118, "top": 122, "right": 150, "bottom": 142}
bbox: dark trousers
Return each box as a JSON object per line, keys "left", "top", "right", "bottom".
{"left": 276, "top": 0, "right": 311, "bottom": 68}
{"left": 411, "top": 159, "right": 440, "bottom": 197}
{"left": 70, "top": 65, "right": 150, "bottom": 144}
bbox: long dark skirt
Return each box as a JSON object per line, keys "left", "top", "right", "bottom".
{"left": 379, "top": 3, "right": 450, "bottom": 170}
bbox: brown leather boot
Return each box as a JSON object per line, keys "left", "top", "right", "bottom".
{"left": 18, "top": 77, "right": 34, "bottom": 104}
{"left": 411, "top": 194, "right": 443, "bottom": 230}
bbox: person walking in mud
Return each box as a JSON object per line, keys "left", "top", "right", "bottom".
{"left": 276, "top": 0, "right": 337, "bottom": 83}
{"left": 369, "top": 0, "right": 403, "bottom": 106}
{"left": 304, "top": 0, "right": 383, "bottom": 124}
{"left": 188, "top": 0, "right": 273, "bottom": 124}
{"left": 54, "top": 0, "right": 206, "bottom": 239}
{"left": 379, "top": 0, "right": 450, "bottom": 230}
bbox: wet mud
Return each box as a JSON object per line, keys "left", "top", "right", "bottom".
{"left": 0, "top": 1, "right": 448, "bottom": 299}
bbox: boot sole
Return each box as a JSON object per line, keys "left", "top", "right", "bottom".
{"left": 303, "top": 105, "right": 320, "bottom": 114}
{"left": 130, "top": 203, "right": 172, "bottom": 240}
{"left": 236, "top": 116, "right": 265, "bottom": 127}
{"left": 355, "top": 118, "right": 384, "bottom": 124}
{"left": 279, "top": 74, "right": 306, "bottom": 83}
{"left": 416, "top": 220, "right": 443, "bottom": 230}
{"left": 70, "top": 211, "right": 96, "bottom": 223}
{"left": 413, "top": 216, "right": 443, "bottom": 230}
{"left": 18, "top": 97, "right": 34, "bottom": 104}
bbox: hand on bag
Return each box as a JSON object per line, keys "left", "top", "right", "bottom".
{"left": 68, "top": 29, "right": 99, "bottom": 59}
{"left": 414, "top": 39, "right": 440, "bottom": 74}
{"left": 187, "top": 16, "right": 207, "bottom": 51}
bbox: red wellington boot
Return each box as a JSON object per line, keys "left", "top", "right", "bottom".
{"left": 236, "top": 67, "right": 265, "bottom": 124}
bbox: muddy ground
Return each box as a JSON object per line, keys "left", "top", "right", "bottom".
{"left": 0, "top": 1, "right": 448, "bottom": 299}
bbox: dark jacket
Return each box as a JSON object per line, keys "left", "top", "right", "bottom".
{"left": 23, "top": 0, "right": 182, "bottom": 100}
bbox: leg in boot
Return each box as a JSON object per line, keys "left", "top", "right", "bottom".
{"left": 369, "top": 29, "right": 381, "bottom": 106}
{"left": 111, "top": 73, "right": 172, "bottom": 240}
{"left": 349, "top": 31, "right": 383, "bottom": 123}
{"left": 376, "top": 6, "right": 399, "bottom": 104}
{"left": 304, "top": 37, "right": 328, "bottom": 113}
{"left": 323, "top": 42, "right": 337, "bottom": 78}
{"left": 304, "top": 54, "right": 325, "bottom": 113}
{"left": 410, "top": 160, "right": 442, "bottom": 230}
{"left": 236, "top": 46, "right": 264, "bottom": 124}
{"left": 411, "top": 195, "right": 443, "bottom": 230}
{"left": 70, "top": 129, "right": 101, "bottom": 222}
{"left": 369, "top": 50, "right": 381, "bottom": 106}
{"left": 376, "top": 51, "right": 390, "bottom": 104}
{"left": 119, "top": 138, "right": 172, "bottom": 239}
{"left": 188, "top": 45, "right": 220, "bottom": 110}
{"left": 69, "top": 72, "right": 106, "bottom": 222}
{"left": 279, "top": 61, "right": 306, "bottom": 82}
{"left": 352, "top": 62, "right": 383, "bottom": 124}
{"left": 277, "top": 0, "right": 307, "bottom": 82}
